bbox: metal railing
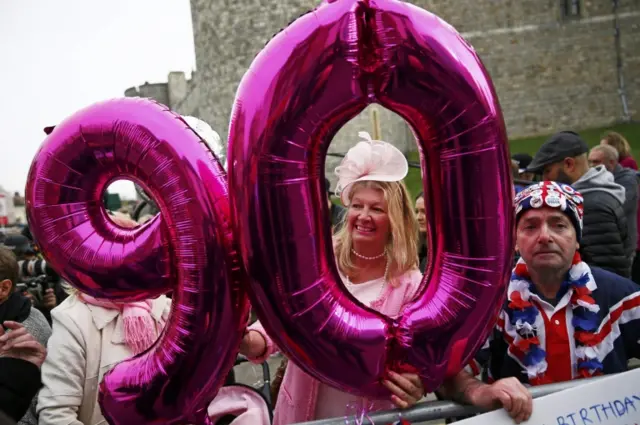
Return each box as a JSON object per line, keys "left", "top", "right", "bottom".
{"left": 234, "top": 354, "right": 273, "bottom": 408}
{"left": 293, "top": 376, "right": 604, "bottom": 425}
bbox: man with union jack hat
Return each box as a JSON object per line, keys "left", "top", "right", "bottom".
{"left": 438, "top": 182, "right": 640, "bottom": 423}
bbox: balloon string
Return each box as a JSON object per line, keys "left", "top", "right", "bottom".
{"left": 344, "top": 399, "right": 376, "bottom": 425}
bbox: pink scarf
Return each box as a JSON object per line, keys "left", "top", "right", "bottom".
{"left": 79, "top": 294, "right": 160, "bottom": 355}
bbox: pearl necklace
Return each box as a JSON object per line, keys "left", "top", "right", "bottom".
{"left": 345, "top": 257, "right": 390, "bottom": 302}
{"left": 351, "top": 248, "right": 386, "bottom": 260}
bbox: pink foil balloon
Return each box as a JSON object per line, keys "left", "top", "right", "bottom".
{"left": 228, "top": 0, "right": 513, "bottom": 397}
{"left": 26, "top": 98, "right": 249, "bottom": 424}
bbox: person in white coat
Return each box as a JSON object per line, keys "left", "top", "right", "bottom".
{"left": 36, "top": 288, "right": 170, "bottom": 425}
{"left": 36, "top": 214, "right": 171, "bottom": 425}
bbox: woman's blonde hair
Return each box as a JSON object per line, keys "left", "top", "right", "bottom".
{"left": 333, "top": 180, "right": 419, "bottom": 286}
{"left": 602, "top": 131, "right": 632, "bottom": 158}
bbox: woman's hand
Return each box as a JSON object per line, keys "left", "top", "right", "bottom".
{"left": 239, "top": 330, "right": 267, "bottom": 359}
{"left": 383, "top": 371, "right": 424, "bottom": 409}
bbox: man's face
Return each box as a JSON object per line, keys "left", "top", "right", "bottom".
{"left": 520, "top": 171, "right": 535, "bottom": 182}
{"left": 588, "top": 150, "right": 614, "bottom": 171}
{"left": 516, "top": 208, "right": 578, "bottom": 273}
{"left": 542, "top": 160, "right": 574, "bottom": 185}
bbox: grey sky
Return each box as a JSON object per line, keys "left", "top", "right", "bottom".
{"left": 0, "top": 1, "right": 196, "bottom": 200}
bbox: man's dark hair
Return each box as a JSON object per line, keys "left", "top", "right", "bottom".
{"left": 0, "top": 247, "right": 19, "bottom": 290}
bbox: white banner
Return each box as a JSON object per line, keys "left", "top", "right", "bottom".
{"left": 456, "top": 369, "right": 640, "bottom": 425}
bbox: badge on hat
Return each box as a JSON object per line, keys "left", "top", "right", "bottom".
{"left": 515, "top": 180, "right": 585, "bottom": 241}
{"left": 545, "top": 194, "right": 561, "bottom": 207}
{"left": 530, "top": 196, "right": 543, "bottom": 208}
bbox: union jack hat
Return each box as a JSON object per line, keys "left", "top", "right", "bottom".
{"left": 514, "top": 181, "right": 584, "bottom": 240}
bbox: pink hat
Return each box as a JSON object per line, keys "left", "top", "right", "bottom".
{"left": 334, "top": 131, "right": 409, "bottom": 206}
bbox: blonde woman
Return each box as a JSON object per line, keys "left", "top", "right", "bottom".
{"left": 601, "top": 131, "right": 638, "bottom": 170}
{"left": 238, "top": 132, "right": 425, "bottom": 425}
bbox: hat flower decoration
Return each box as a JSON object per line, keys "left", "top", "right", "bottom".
{"left": 334, "top": 131, "right": 408, "bottom": 205}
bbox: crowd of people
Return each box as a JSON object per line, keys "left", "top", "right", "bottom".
{"left": 512, "top": 131, "right": 640, "bottom": 282}
{"left": 0, "top": 129, "right": 639, "bottom": 425}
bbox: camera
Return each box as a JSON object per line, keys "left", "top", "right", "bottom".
{"left": 1, "top": 232, "right": 65, "bottom": 320}
{"left": 18, "top": 258, "right": 58, "bottom": 280}
{"left": 16, "top": 275, "right": 50, "bottom": 298}
{"left": 16, "top": 259, "right": 60, "bottom": 307}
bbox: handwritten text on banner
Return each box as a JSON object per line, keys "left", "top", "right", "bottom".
{"left": 456, "top": 368, "right": 640, "bottom": 425}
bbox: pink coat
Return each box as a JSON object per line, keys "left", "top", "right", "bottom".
{"left": 248, "top": 269, "right": 423, "bottom": 425}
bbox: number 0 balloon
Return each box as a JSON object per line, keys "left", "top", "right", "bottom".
{"left": 228, "top": 0, "right": 513, "bottom": 396}
{"left": 25, "top": 99, "right": 249, "bottom": 424}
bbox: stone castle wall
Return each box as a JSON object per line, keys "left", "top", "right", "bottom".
{"left": 129, "top": 0, "right": 640, "bottom": 187}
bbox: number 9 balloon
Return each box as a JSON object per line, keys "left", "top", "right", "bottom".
{"left": 25, "top": 98, "right": 250, "bottom": 424}
{"left": 228, "top": 0, "right": 513, "bottom": 396}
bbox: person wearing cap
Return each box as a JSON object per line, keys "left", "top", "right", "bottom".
{"left": 589, "top": 144, "right": 639, "bottom": 268}
{"left": 439, "top": 182, "right": 640, "bottom": 424}
{"left": 526, "top": 131, "right": 631, "bottom": 278}
{"left": 1, "top": 235, "right": 36, "bottom": 261}
{"left": 511, "top": 153, "right": 536, "bottom": 194}
{"left": 239, "top": 131, "right": 426, "bottom": 424}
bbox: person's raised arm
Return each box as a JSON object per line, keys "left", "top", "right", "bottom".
{"left": 438, "top": 370, "right": 533, "bottom": 424}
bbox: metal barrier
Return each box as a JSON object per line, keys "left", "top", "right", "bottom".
{"left": 293, "top": 376, "right": 604, "bottom": 425}
{"left": 234, "top": 354, "right": 273, "bottom": 408}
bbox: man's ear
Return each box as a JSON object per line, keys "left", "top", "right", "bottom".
{"left": 564, "top": 156, "right": 576, "bottom": 171}
{"left": 0, "top": 279, "right": 13, "bottom": 298}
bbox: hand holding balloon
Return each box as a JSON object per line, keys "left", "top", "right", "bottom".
{"left": 384, "top": 371, "right": 425, "bottom": 409}
{"left": 239, "top": 330, "right": 267, "bottom": 359}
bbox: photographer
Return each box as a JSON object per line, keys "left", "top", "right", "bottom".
{"left": 0, "top": 247, "right": 50, "bottom": 425}
{"left": 1, "top": 235, "right": 67, "bottom": 325}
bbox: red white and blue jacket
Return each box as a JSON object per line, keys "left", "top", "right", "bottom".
{"left": 476, "top": 267, "right": 640, "bottom": 385}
